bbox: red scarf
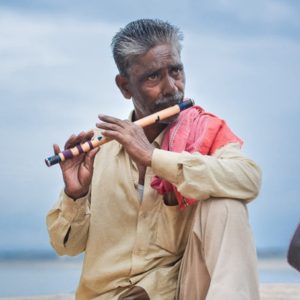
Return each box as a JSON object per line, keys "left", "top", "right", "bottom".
{"left": 151, "top": 105, "right": 243, "bottom": 209}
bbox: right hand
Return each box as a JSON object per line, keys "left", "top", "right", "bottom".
{"left": 54, "top": 130, "right": 100, "bottom": 200}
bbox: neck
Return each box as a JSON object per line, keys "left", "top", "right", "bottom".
{"left": 144, "top": 123, "right": 167, "bottom": 143}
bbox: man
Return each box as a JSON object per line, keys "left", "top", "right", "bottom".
{"left": 47, "top": 19, "right": 261, "bottom": 300}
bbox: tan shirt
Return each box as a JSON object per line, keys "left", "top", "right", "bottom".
{"left": 47, "top": 129, "right": 261, "bottom": 300}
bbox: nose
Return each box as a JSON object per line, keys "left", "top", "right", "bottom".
{"left": 162, "top": 75, "right": 178, "bottom": 97}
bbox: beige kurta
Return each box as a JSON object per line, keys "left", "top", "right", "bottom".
{"left": 47, "top": 127, "right": 261, "bottom": 300}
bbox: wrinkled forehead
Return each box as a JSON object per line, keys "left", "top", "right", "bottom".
{"left": 127, "top": 43, "right": 182, "bottom": 76}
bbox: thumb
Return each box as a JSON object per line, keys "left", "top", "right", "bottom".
{"left": 84, "top": 147, "right": 100, "bottom": 170}
{"left": 53, "top": 144, "right": 61, "bottom": 155}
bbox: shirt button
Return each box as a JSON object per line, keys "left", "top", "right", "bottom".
{"left": 140, "top": 212, "right": 148, "bottom": 218}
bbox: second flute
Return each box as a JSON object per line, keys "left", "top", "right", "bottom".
{"left": 45, "top": 98, "right": 194, "bottom": 167}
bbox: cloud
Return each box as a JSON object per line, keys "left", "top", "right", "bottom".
{"left": 215, "top": 0, "right": 298, "bottom": 24}
{"left": 1, "top": 0, "right": 299, "bottom": 38}
{"left": 0, "top": 10, "right": 117, "bottom": 89}
{"left": 0, "top": 4, "right": 299, "bottom": 253}
{"left": 0, "top": 9, "right": 130, "bottom": 131}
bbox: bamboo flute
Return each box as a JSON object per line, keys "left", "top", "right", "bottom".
{"left": 45, "top": 98, "right": 194, "bottom": 167}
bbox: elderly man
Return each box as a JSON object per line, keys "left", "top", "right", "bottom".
{"left": 47, "top": 19, "right": 261, "bottom": 300}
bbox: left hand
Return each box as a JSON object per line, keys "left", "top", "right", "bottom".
{"left": 96, "top": 115, "right": 155, "bottom": 166}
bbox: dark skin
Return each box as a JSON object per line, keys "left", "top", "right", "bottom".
{"left": 54, "top": 43, "right": 185, "bottom": 199}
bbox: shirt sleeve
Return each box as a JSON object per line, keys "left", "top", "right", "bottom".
{"left": 46, "top": 190, "right": 91, "bottom": 256}
{"left": 151, "top": 143, "right": 262, "bottom": 203}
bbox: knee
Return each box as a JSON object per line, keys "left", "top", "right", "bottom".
{"left": 199, "top": 199, "right": 255, "bottom": 260}
{"left": 201, "top": 198, "right": 249, "bottom": 230}
{"left": 206, "top": 197, "right": 247, "bottom": 215}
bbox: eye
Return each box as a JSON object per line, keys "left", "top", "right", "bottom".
{"left": 171, "top": 66, "right": 183, "bottom": 76}
{"left": 147, "top": 73, "right": 159, "bottom": 81}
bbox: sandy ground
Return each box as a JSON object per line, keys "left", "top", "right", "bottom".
{"left": 260, "top": 283, "right": 300, "bottom": 299}
{"left": 1, "top": 284, "right": 300, "bottom": 300}
{"left": 1, "top": 258, "right": 299, "bottom": 299}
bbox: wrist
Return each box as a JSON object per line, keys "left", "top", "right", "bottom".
{"left": 64, "top": 187, "right": 89, "bottom": 201}
{"left": 145, "top": 147, "right": 154, "bottom": 167}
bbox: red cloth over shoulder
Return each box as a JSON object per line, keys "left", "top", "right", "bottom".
{"left": 150, "top": 105, "right": 243, "bottom": 209}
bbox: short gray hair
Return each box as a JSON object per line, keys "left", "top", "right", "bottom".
{"left": 111, "top": 19, "right": 183, "bottom": 76}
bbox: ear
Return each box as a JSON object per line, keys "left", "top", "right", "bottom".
{"left": 115, "top": 75, "right": 132, "bottom": 99}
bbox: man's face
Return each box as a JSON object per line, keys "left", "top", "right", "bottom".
{"left": 124, "top": 43, "right": 186, "bottom": 119}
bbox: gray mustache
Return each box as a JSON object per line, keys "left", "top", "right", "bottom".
{"left": 155, "top": 93, "right": 184, "bottom": 108}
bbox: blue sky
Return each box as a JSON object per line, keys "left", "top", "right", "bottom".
{"left": 0, "top": 0, "right": 299, "bottom": 255}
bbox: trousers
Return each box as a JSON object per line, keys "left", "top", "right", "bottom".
{"left": 176, "top": 198, "right": 260, "bottom": 300}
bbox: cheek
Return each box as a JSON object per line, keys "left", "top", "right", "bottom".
{"left": 178, "top": 76, "right": 186, "bottom": 90}
{"left": 177, "top": 80, "right": 185, "bottom": 90}
{"left": 142, "top": 86, "right": 162, "bottom": 99}
{"left": 178, "top": 72, "right": 186, "bottom": 89}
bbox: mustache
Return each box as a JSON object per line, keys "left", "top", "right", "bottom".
{"left": 154, "top": 93, "right": 184, "bottom": 110}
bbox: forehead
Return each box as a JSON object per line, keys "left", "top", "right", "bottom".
{"left": 129, "top": 44, "right": 182, "bottom": 76}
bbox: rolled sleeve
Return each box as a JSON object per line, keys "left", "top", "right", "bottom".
{"left": 151, "top": 148, "right": 183, "bottom": 184}
{"left": 150, "top": 143, "right": 262, "bottom": 203}
{"left": 60, "top": 192, "right": 90, "bottom": 222}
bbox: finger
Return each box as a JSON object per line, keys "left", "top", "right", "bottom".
{"left": 87, "top": 147, "right": 100, "bottom": 161}
{"left": 101, "top": 129, "right": 124, "bottom": 143}
{"left": 53, "top": 144, "right": 61, "bottom": 155}
{"left": 98, "top": 114, "right": 128, "bottom": 128}
{"left": 64, "top": 134, "right": 77, "bottom": 149}
{"left": 75, "top": 130, "right": 95, "bottom": 146}
{"left": 96, "top": 122, "right": 125, "bottom": 132}
{"left": 89, "top": 146, "right": 100, "bottom": 157}
{"left": 85, "top": 130, "right": 95, "bottom": 140}
{"left": 76, "top": 130, "right": 97, "bottom": 144}
{"left": 65, "top": 131, "right": 89, "bottom": 150}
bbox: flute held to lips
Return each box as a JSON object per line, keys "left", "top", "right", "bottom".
{"left": 45, "top": 98, "right": 195, "bottom": 167}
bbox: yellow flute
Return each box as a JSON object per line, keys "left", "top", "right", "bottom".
{"left": 45, "top": 98, "right": 194, "bottom": 167}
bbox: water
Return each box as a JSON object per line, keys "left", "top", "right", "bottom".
{"left": 258, "top": 258, "right": 300, "bottom": 283}
{"left": 0, "top": 258, "right": 81, "bottom": 297}
{"left": 0, "top": 256, "right": 299, "bottom": 297}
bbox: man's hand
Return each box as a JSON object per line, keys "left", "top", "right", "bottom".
{"left": 54, "top": 130, "right": 99, "bottom": 200}
{"left": 96, "top": 115, "right": 155, "bottom": 167}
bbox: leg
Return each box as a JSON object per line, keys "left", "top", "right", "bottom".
{"left": 118, "top": 286, "right": 150, "bottom": 300}
{"left": 177, "top": 199, "right": 260, "bottom": 300}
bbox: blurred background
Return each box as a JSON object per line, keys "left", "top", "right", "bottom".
{"left": 0, "top": 0, "right": 299, "bottom": 297}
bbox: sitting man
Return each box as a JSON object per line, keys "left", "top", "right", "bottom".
{"left": 47, "top": 19, "right": 262, "bottom": 300}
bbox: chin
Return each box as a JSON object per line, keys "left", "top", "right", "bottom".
{"left": 159, "top": 114, "right": 179, "bottom": 124}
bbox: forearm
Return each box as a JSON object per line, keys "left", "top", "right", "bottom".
{"left": 151, "top": 143, "right": 262, "bottom": 202}
{"left": 46, "top": 190, "right": 91, "bottom": 256}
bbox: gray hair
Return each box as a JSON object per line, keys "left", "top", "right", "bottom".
{"left": 111, "top": 19, "right": 183, "bottom": 76}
